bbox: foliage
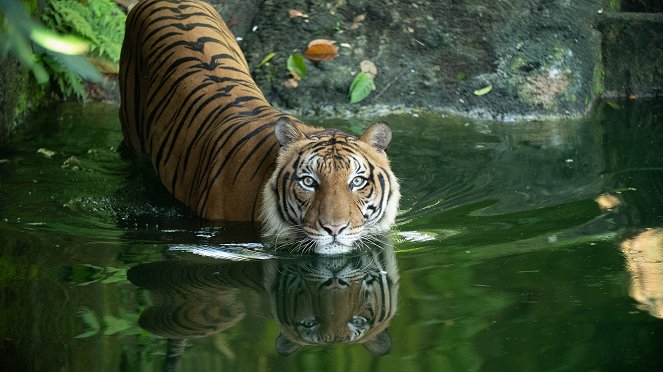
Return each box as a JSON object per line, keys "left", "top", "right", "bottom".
{"left": 0, "top": 0, "right": 125, "bottom": 101}
{"left": 1, "top": 0, "right": 59, "bottom": 84}
{"left": 66, "top": 264, "right": 128, "bottom": 286}
{"left": 287, "top": 53, "right": 307, "bottom": 79}
{"left": 42, "top": 0, "right": 125, "bottom": 63}
{"left": 473, "top": 84, "right": 492, "bottom": 96}
{"left": 75, "top": 306, "right": 141, "bottom": 338}
{"left": 349, "top": 72, "right": 375, "bottom": 104}
{"left": 256, "top": 52, "right": 276, "bottom": 68}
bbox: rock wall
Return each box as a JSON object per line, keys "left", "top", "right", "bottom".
{"left": 1, "top": 0, "right": 662, "bottom": 142}
{"left": 237, "top": 0, "right": 607, "bottom": 121}
{"left": 599, "top": 12, "right": 663, "bottom": 98}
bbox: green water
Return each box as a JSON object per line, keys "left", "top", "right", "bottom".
{"left": 1, "top": 101, "right": 662, "bottom": 371}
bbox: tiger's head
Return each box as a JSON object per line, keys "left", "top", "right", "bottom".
{"left": 260, "top": 118, "right": 400, "bottom": 255}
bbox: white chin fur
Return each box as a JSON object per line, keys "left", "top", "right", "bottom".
{"left": 313, "top": 242, "right": 355, "bottom": 255}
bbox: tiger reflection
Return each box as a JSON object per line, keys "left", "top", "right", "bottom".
{"left": 620, "top": 228, "right": 663, "bottom": 319}
{"left": 128, "top": 243, "right": 399, "bottom": 356}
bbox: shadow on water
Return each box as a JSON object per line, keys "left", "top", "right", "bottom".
{"left": 1, "top": 100, "right": 663, "bottom": 371}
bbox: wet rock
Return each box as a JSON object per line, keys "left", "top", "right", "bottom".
{"left": 598, "top": 12, "right": 663, "bottom": 98}
{"left": 236, "top": 0, "right": 605, "bottom": 121}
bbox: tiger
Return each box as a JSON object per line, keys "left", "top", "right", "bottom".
{"left": 119, "top": 0, "right": 400, "bottom": 254}
{"left": 128, "top": 241, "right": 399, "bottom": 357}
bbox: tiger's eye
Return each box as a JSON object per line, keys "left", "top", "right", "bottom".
{"left": 351, "top": 176, "right": 367, "bottom": 189}
{"left": 350, "top": 316, "right": 368, "bottom": 327}
{"left": 300, "top": 318, "right": 318, "bottom": 328}
{"left": 301, "top": 176, "right": 316, "bottom": 188}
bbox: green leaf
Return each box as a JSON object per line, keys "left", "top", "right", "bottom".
{"left": 349, "top": 72, "right": 375, "bottom": 104}
{"left": 30, "top": 27, "right": 90, "bottom": 55}
{"left": 473, "top": 84, "right": 493, "bottom": 96}
{"left": 606, "top": 100, "right": 620, "bottom": 110}
{"left": 287, "top": 53, "right": 306, "bottom": 79}
{"left": 257, "top": 52, "right": 276, "bottom": 68}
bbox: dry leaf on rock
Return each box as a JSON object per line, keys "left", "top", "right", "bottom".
{"left": 227, "top": 18, "right": 241, "bottom": 28}
{"left": 288, "top": 9, "right": 309, "bottom": 18}
{"left": 360, "top": 60, "right": 377, "bottom": 79}
{"left": 283, "top": 78, "right": 299, "bottom": 89}
{"left": 350, "top": 13, "right": 366, "bottom": 29}
{"left": 304, "top": 39, "right": 339, "bottom": 62}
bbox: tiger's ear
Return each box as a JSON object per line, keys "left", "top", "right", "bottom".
{"left": 360, "top": 122, "right": 392, "bottom": 151}
{"left": 275, "top": 117, "right": 305, "bottom": 148}
{"left": 275, "top": 333, "right": 304, "bottom": 356}
{"left": 362, "top": 329, "right": 391, "bottom": 356}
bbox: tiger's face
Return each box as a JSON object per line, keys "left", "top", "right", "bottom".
{"left": 260, "top": 119, "right": 400, "bottom": 255}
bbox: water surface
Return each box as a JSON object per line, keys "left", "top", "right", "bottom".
{"left": 1, "top": 100, "right": 662, "bottom": 371}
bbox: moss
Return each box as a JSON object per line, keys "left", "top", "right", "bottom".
{"left": 0, "top": 0, "right": 52, "bottom": 142}
{"left": 607, "top": 0, "right": 621, "bottom": 12}
{"left": 592, "top": 64, "right": 605, "bottom": 96}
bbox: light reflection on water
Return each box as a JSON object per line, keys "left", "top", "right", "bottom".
{"left": 0, "top": 100, "right": 662, "bottom": 371}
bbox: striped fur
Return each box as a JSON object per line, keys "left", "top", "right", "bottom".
{"left": 119, "top": 0, "right": 399, "bottom": 253}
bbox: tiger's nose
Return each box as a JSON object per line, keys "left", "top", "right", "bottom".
{"left": 323, "top": 277, "right": 349, "bottom": 289}
{"left": 320, "top": 221, "right": 349, "bottom": 236}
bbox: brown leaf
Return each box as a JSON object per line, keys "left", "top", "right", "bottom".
{"left": 227, "top": 18, "right": 241, "bottom": 28}
{"left": 283, "top": 78, "right": 299, "bottom": 89}
{"left": 303, "top": 39, "right": 339, "bottom": 62}
{"left": 350, "top": 13, "right": 366, "bottom": 29}
{"left": 360, "top": 60, "right": 377, "bottom": 79}
{"left": 288, "top": 9, "right": 309, "bottom": 18}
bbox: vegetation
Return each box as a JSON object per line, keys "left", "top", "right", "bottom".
{"left": 0, "top": 0, "right": 125, "bottom": 100}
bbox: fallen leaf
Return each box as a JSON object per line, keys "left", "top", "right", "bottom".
{"left": 256, "top": 52, "right": 277, "bottom": 68}
{"left": 349, "top": 72, "right": 375, "bottom": 104}
{"left": 288, "top": 9, "right": 309, "bottom": 18}
{"left": 37, "top": 148, "right": 55, "bottom": 158}
{"left": 473, "top": 84, "right": 492, "bottom": 96}
{"left": 360, "top": 60, "right": 377, "bottom": 79}
{"left": 227, "top": 18, "right": 241, "bottom": 28}
{"left": 283, "top": 78, "right": 299, "bottom": 89}
{"left": 350, "top": 13, "right": 366, "bottom": 29}
{"left": 287, "top": 53, "right": 307, "bottom": 79}
{"left": 596, "top": 194, "right": 621, "bottom": 210}
{"left": 304, "top": 39, "right": 339, "bottom": 62}
{"left": 406, "top": 26, "right": 415, "bottom": 33}
{"left": 606, "top": 101, "right": 620, "bottom": 109}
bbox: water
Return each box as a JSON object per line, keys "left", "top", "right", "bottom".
{"left": 1, "top": 100, "right": 662, "bottom": 371}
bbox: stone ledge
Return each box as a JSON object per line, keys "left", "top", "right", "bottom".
{"left": 598, "top": 12, "right": 663, "bottom": 98}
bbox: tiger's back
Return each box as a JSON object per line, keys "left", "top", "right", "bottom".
{"left": 119, "top": 0, "right": 304, "bottom": 220}
{"left": 121, "top": 0, "right": 401, "bottom": 253}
